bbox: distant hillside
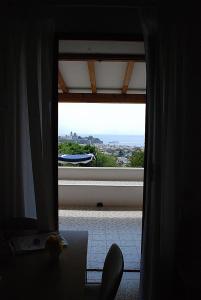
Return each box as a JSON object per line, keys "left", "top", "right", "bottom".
{"left": 58, "top": 133, "right": 103, "bottom": 145}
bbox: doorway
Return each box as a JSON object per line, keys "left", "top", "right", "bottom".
{"left": 57, "top": 38, "right": 146, "bottom": 299}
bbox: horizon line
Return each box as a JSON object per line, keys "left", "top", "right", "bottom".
{"left": 58, "top": 132, "right": 145, "bottom": 136}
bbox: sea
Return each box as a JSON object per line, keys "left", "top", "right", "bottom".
{"left": 93, "top": 134, "right": 145, "bottom": 147}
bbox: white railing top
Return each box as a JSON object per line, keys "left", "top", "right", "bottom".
{"left": 58, "top": 167, "right": 144, "bottom": 181}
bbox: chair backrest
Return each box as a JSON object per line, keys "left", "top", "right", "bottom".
{"left": 100, "top": 243, "right": 124, "bottom": 300}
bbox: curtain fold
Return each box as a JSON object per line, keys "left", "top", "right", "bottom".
{"left": 139, "top": 8, "right": 163, "bottom": 300}
{"left": 0, "top": 19, "right": 57, "bottom": 232}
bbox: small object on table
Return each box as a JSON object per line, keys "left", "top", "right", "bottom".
{"left": 45, "top": 234, "right": 64, "bottom": 261}
{"left": 9, "top": 233, "right": 51, "bottom": 253}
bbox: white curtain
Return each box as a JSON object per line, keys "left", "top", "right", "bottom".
{"left": 0, "top": 19, "right": 56, "bottom": 232}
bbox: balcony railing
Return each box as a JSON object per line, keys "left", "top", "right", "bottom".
{"left": 58, "top": 167, "right": 144, "bottom": 209}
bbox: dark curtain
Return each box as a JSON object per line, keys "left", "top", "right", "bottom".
{"left": 139, "top": 6, "right": 201, "bottom": 300}
{"left": 0, "top": 19, "right": 57, "bottom": 232}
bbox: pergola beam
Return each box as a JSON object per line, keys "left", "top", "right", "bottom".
{"left": 122, "top": 61, "right": 135, "bottom": 94}
{"left": 58, "top": 70, "right": 69, "bottom": 93}
{"left": 58, "top": 93, "right": 145, "bottom": 104}
{"left": 59, "top": 53, "right": 145, "bottom": 62}
{"left": 87, "top": 60, "right": 96, "bottom": 93}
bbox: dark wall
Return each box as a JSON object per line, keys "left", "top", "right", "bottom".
{"left": 54, "top": 6, "right": 143, "bottom": 39}
{"left": 3, "top": 3, "right": 145, "bottom": 40}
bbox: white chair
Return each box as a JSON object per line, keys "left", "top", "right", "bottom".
{"left": 85, "top": 243, "right": 124, "bottom": 300}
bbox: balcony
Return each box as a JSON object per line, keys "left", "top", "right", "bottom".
{"left": 58, "top": 167, "right": 144, "bottom": 208}
{"left": 58, "top": 167, "right": 143, "bottom": 299}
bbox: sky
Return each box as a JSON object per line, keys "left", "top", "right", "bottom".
{"left": 58, "top": 103, "right": 145, "bottom": 136}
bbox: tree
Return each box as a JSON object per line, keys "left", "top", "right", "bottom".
{"left": 93, "top": 150, "right": 117, "bottom": 167}
{"left": 58, "top": 142, "right": 96, "bottom": 155}
{"left": 128, "top": 149, "right": 144, "bottom": 167}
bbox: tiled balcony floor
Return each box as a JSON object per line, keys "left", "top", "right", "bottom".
{"left": 87, "top": 271, "right": 140, "bottom": 300}
{"left": 59, "top": 208, "right": 142, "bottom": 270}
{"left": 59, "top": 208, "right": 142, "bottom": 300}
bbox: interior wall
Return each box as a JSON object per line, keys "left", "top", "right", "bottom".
{"left": 3, "top": 4, "right": 143, "bottom": 39}
{"left": 55, "top": 6, "right": 143, "bottom": 38}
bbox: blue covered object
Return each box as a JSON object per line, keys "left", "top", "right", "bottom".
{"left": 58, "top": 153, "right": 95, "bottom": 165}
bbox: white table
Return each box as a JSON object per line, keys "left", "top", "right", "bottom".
{"left": 0, "top": 231, "right": 88, "bottom": 300}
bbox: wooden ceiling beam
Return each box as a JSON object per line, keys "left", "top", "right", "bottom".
{"left": 122, "top": 61, "right": 135, "bottom": 94}
{"left": 87, "top": 60, "right": 96, "bottom": 94}
{"left": 58, "top": 93, "right": 145, "bottom": 104}
{"left": 58, "top": 69, "right": 69, "bottom": 93}
{"left": 59, "top": 53, "right": 145, "bottom": 62}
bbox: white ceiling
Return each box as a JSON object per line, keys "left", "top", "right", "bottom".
{"left": 58, "top": 60, "right": 146, "bottom": 94}
{"left": 129, "top": 62, "right": 146, "bottom": 90}
{"left": 59, "top": 61, "right": 91, "bottom": 89}
{"left": 96, "top": 61, "right": 126, "bottom": 89}
{"left": 58, "top": 40, "right": 146, "bottom": 94}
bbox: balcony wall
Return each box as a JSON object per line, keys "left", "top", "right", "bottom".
{"left": 58, "top": 167, "right": 144, "bottom": 209}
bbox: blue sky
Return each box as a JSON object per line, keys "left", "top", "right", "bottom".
{"left": 58, "top": 103, "right": 145, "bottom": 136}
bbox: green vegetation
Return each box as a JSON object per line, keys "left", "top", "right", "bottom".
{"left": 93, "top": 150, "right": 117, "bottom": 167}
{"left": 128, "top": 149, "right": 144, "bottom": 167}
{"left": 58, "top": 141, "right": 144, "bottom": 168}
{"left": 58, "top": 142, "right": 96, "bottom": 156}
